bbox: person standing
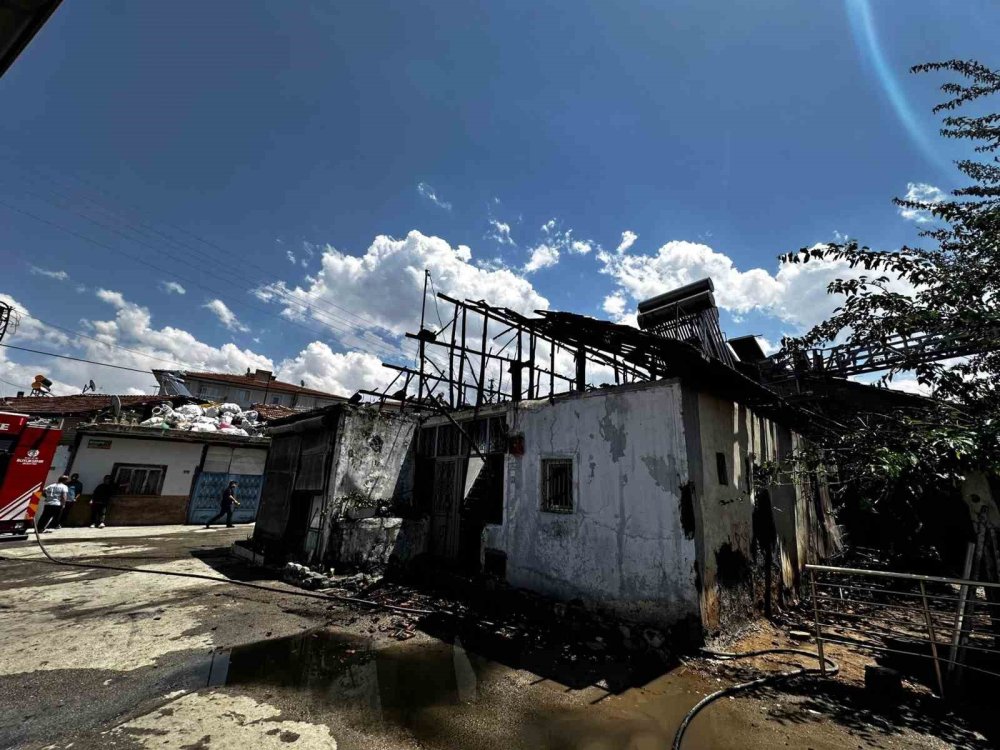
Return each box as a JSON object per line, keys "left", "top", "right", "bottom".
{"left": 205, "top": 481, "right": 240, "bottom": 528}
{"left": 38, "top": 475, "right": 69, "bottom": 533}
{"left": 89, "top": 474, "right": 115, "bottom": 529}
{"left": 56, "top": 473, "right": 83, "bottom": 529}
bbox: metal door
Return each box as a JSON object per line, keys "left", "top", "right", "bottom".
{"left": 187, "top": 471, "right": 265, "bottom": 525}
{"left": 430, "top": 458, "right": 462, "bottom": 560}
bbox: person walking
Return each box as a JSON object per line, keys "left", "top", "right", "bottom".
{"left": 205, "top": 481, "right": 240, "bottom": 528}
{"left": 56, "top": 473, "right": 83, "bottom": 529}
{"left": 38, "top": 475, "right": 69, "bottom": 533}
{"left": 89, "top": 474, "right": 115, "bottom": 528}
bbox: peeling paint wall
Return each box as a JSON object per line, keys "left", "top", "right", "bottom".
{"left": 685, "top": 390, "right": 839, "bottom": 633}
{"left": 485, "top": 380, "right": 700, "bottom": 629}
{"left": 328, "top": 408, "right": 417, "bottom": 520}
{"left": 319, "top": 407, "right": 418, "bottom": 563}
{"left": 686, "top": 390, "right": 782, "bottom": 633}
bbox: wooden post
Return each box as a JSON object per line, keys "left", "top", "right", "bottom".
{"left": 476, "top": 311, "right": 489, "bottom": 407}
{"left": 448, "top": 302, "right": 458, "bottom": 409}
{"left": 575, "top": 346, "right": 586, "bottom": 392}
{"left": 528, "top": 334, "right": 536, "bottom": 399}
{"left": 457, "top": 307, "right": 467, "bottom": 408}
{"left": 549, "top": 339, "right": 555, "bottom": 397}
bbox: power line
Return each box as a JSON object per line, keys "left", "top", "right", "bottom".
{"left": 0, "top": 158, "right": 419, "bottom": 359}
{"left": 0, "top": 343, "right": 156, "bottom": 374}
{"left": 12, "top": 310, "right": 194, "bottom": 371}
{"left": 0, "top": 197, "right": 412, "bottom": 363}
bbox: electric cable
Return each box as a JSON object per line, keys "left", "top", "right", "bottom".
{"left": 17, "top": 514, "right": 434, "bottom": 617}
{"left": 0, "top": 156, "right": 398, "bottom": 339}
{"left": 1, "top": 170, "right": 420, "bottom": 361}
{"left": 672, "top": 647, "right": 840, "bottom": 750}
{"left": 0, "top": 197, "right": 415, "bottom": 363}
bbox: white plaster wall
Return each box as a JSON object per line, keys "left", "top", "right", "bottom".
{"left": 328, "top": 408, "right": 417, "bottom": 519}
{"left": 692, "top": 392, "right": 784, "bottom": 631}
{"left": 71, "top": 437, "right": 203, "bottom": 496}
{"left": 487, "top": 380, "right": 700, "bottom": 628}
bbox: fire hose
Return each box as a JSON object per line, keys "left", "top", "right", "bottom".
{"left": 672, "top": 647, "right": 839, "bottom": 750}
{"left": 15, "top": 514, "right": 434, "bottom": 616}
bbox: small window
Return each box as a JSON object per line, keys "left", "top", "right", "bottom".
{"left": 716, "top": 452, "right": 728, "bottom": 486}
{"left": 239, "top": 389, "right": 250, "bottom": 403}
{"left": 113, "top": 463, "right": 166, "bottom": 495}
{"left": 541, "top": 458, "right": 574, "bottom": 513}
{"left": 271, "top": 395, "right": 281, "bottom": 405}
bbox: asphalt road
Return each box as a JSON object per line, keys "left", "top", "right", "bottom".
{"left": 0, "top": 525, "right": 990, "bottom": 750}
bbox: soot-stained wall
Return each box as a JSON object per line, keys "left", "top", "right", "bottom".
{"left": 484, "top": 379, "right": 701, "bottom": 628}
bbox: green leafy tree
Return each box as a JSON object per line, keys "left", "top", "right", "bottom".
{"left": 779, "top": 61, "right": 1000, "bottom": 555}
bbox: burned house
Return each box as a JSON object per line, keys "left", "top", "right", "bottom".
{"left": 254, "top": 279, "right": 840, "bottom": 633}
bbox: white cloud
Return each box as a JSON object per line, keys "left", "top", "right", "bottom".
{"left": 276, "top": 343, "right": 394, "bottom": 397}
{"left": 286, "top": 249, "right": 297, "bottom": 264}
{"left": 524, "top": 244, "right": 560, "bottom": 273}
{"left": 615, "top": 230, "right": 638, "bottom": 255}
{"left": 417, "top": 182, "right": 452, "bottom": 211}
{"left": 898, "top": 182, "right": 947, "bottom": 223}
{"left": 597, "top": 239, "right": 912, "bottom": 330}
{"left": 160, "top": 281, "right": 186, "bottom": 295}
{"left": 570, "top": 240, "right": 593, "bottom": 255}
{"left": 487, "top": 219, "right": 515, "bottom": 246}
{"left": 0, "top": 290, "right": 273, "bottom": 395}
{"left": 29, "top": 265, "right": 69, "bottom": 281}
{"left": 602, "top": 293, "right": 627, "bottom": 318}
{"left": 257, "top": 231, "right": 549, "bottom": 345}
{"left": 203, "top": 299, "right": 250, "bottom": 333}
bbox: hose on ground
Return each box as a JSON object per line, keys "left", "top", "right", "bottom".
{"left": 672, "top": 647, "right": 840, "bottom": 750}
{"left": 14, "top": 516, "right": 434, "bottom": 616}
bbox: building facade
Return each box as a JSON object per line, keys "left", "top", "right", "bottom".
{"left": 153, "top": 369, "right": 346, "bottom": 411}
{"left": 66, "top": 425, "right": 269, "bottom": 526}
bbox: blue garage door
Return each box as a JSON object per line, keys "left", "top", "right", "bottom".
{"left": 187, "top": 471, "right": 264, "bottom": 525}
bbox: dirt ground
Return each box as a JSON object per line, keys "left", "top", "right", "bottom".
{"left": 0, "top": 525, "right": 992, "bottom": 749}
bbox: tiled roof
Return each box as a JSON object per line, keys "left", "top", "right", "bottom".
{"left": 251, "top": 403, "right": 303, "bottom": 421}
{"left": 167, "top": 371, "right": 346, "bottom": 400}
{"left": 0, "top": 394, "right": 178, "bottom": 416}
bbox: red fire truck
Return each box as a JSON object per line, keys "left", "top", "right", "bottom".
{"left": 0, "top": 411, "right": 63, "bottom": 538}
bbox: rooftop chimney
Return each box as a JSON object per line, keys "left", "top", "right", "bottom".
{"left": 252, "top": 369, "right": 273, "bottom": 383}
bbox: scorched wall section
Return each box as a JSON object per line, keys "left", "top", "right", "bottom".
{"left": 487, "top": 380, "right": 700, "bottom": 628}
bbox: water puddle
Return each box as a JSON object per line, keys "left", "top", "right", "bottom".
{"left": 191, "top": 628, "right": 732, "bottom": 749}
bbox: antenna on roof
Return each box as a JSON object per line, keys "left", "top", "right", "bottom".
{"left": 82, "top": 379, "right": 97, "bottom": 394}
{"left": 111, "top": 395, "right": 122, "bottom": 420}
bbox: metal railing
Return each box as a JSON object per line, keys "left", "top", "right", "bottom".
{"left": 805, "top": 563, "right": 1000, "bottom": 696}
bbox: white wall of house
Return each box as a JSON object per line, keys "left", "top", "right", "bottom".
{"left": 485, "top": 379, "right": 701, "bottom": 628}
{"left": 71, "top": 436, "right": 204, "bottom": 496}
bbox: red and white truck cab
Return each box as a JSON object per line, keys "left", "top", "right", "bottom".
{"left": 0, "top": 411, "right": 63, "bottom": 537}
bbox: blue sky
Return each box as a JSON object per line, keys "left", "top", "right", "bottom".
{"left": 0, "top": 1, "right": 996, "bottom": 396}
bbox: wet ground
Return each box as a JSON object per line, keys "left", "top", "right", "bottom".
{"left": 0, "top": 525, "right": 991, "bottom": 749}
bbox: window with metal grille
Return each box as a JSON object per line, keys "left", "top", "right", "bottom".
{"left": 541, "top": 458, "right": 573, "bottom": 513}
{"left": 112, "top": 463, "right": 166, "bottom": 495}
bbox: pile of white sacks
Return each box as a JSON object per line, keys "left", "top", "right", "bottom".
{"left": 139, "top": 402, "right": 263, "bottom": 437}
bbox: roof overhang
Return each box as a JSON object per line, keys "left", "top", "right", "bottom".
{"left": 0, "top": 0, "right": 62, "bottom": 78}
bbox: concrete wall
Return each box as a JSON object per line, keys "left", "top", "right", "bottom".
{"left": 68, "top": 434, "right": 203, "bottom": 525}
{"left": 319, "top": 407, "right": 418, "bottom": 563}
{"left": 330, "top": 517, "right": 429, "bottom": 570}
{"left": 71, "top": 435, "right": 203, "bottom": 496}
{"left": 485, "top": 380, "right": 700, "bottom": 629}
